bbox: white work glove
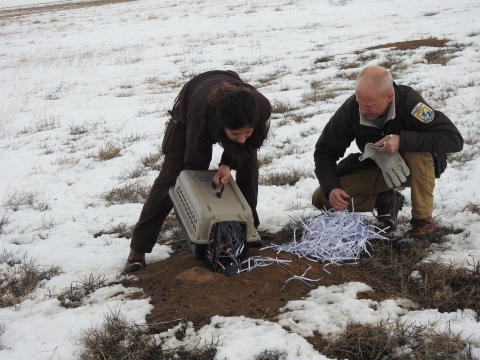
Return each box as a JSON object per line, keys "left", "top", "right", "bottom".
{"left": 359, "top": 142, "right": 410, "bottom": 188}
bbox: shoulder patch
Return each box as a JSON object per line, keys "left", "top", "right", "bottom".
{"left": 411, "top": 102, "right": 435, "bottom": 123}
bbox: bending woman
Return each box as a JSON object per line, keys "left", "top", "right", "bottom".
{"left": 125, "top": 70, "right": 271, "bottom": 272}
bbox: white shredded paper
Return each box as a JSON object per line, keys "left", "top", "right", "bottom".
{"left": 264, "top": 209, "right": 388, "bottom": 266}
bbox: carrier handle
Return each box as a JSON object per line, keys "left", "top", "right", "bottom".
{"left": 211, "top": 181, "right": 225, "bottom": 198}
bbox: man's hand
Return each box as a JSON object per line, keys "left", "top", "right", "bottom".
{"left": 329, "top": 188, "right": 351, "bottom": 210}
{"left": 213, "top": 164, "right": 231, "bottom": 185}
{"left": 375, "top": 134, "right": 400, "bottom": 154}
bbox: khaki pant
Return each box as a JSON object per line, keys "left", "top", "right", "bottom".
{"left": 130, "top": 120, "right": 260, "bottom": 253}
{"left": 312, "top": 152, "right": 435, "bottom": 220}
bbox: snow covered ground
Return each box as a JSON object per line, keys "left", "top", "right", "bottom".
{"left": 0, "top": 0, "right": 480, "bottom": 358}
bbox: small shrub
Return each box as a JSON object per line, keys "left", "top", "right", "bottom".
{"left": 116, "top": 90, "right": 135, "bottom": 97}
{"left": 0, "top": 250, "right": 62, "bottom": 308}
{"left": 260, "top": 168, "right": 314, "bottom": 187}
{"left": 68, "top": 124, "right": 88, "bottom": 136}
{"left": 0, "top": 211, "right": 9, "bottom": 235}
{"left": 301, "top": 88, "right": 338, "bottom": 104}
{"left": 96, "top": 143, "right": 122, "bottom": 161}
{"left": 463, "top": 201, "right": 480, "bottom": 215}
{"left": 78, "top": 310, "right": 218, "bottom": 360}
{"left": 3, "top": 188, "right": 48, "bottom": 212}
{"left": 117, "top": 166, "right": 147, "bottom": 181}
{"left": 0, "top": 322, "right": 5, "bottom": 350}
{"left": 104, "top": 222, "right": 134, "bottom": 239}
{"left": 425, "top": 49, "right": 453, "bottom": 66}
{"left": 271, "top": 98, "right": 297, "bottom": 114}
{"left": 356, "top": 53, "right": 378, "bottom": 62}
{"left": 314, "top": 55, "right": 334, "bottom": 64}
{"left": 337, "top": 61, "right": 360, "bottom": 70}
{"left": 103, "top": 181, "right": 150, "bottom": 205}
{"left": 318, "top": 318, "right": 480, "bottom": 359}
{"left": 57, "top": 274, "right": 107, "bottom": 308}
{"left": 255, "top": 350, "right": 288, "bottom": 360}
{"left": 258, "top": 153, "right": 274, "bottom": 168}
{"left": 141, "top": 150, "right": 163, "bottom": 171}
{"left": 448, "top": 147, "right": 480, "bottom": 169}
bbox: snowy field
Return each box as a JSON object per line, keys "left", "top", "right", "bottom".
{"left": 1, "top": 0, "right": 480, "bottom": 358}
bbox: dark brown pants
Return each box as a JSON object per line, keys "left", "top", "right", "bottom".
{"left": 130, "top": 120, "right": 259, "bottom": 253}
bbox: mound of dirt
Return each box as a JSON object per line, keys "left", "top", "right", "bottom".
{"left": 125, "top": 232, "right": 391, "bottom": 330}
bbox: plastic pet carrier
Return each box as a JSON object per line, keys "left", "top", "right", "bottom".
{"left": 169, "top": 170, "right": 259, "bottom": 276}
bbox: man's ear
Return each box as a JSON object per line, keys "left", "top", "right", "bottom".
{"left": 387, "top": 91, "right": 394, "bottom": 103}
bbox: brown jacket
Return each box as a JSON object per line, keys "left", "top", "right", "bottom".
{"left": 174, "top": 70, "right": 271, "bottom": 170}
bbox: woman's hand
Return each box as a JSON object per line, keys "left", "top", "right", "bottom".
{"left": 213, "top": 164, "right": 231, "bottom": 185}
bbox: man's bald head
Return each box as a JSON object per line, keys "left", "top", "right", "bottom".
{"left": 355, "top": 66, "right": 394, "bottom": 121}
{"left": 356, "top": 65, "right": 394, "bottom": 97}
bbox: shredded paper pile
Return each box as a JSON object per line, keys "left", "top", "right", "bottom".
{"left": 265, "top": 209, "right": 388, "bottom": 265}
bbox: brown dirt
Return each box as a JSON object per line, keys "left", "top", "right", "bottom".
{"left": 125, "top": 232, "right": 393, "bottom": 330}
{"left": 367, "top": 38, "right": 448, "bottom": 51}
{"left": 0, "top": 0, "right": 137, "bottom": 20}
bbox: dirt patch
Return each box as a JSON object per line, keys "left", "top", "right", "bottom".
{"left": 0, "top": 0, "right": 137, "bottom": 20}
{"left": 367, "top": 38, "right": 449, "bottom": 51}
{"left": 125, "top": 232, "right": 393, "bottom": 330}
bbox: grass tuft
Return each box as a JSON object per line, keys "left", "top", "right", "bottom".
{"left": 96, "top": 142, "right": 122, "bottom": 161}
{"left": 260, "top": 168, "right": 314, "bottom": 187}
{"left": 0, "top": 250, "right": 62, "bottom": 308}
{"left": 358, "top": 234, "right": 480, "bottom": 314}
{"left": 103, "top": 181, "right": 150, "bottom": 205}
{"left": 254, "top": 350, "right": 288, "bottom": 360}
{"left": 78, "top": 310, "right": 218, "bottom": 360}
{"left": 317, "top": 317, "right": 480, "bottom": 359}
{"left": 141, "top": 150, "right": 163, "bottom": 171}
{"left": 57, "top": 274, "right": 107, "bottom": 308}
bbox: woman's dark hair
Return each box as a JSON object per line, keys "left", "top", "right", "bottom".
{"left": 204, "top": 82, "right": 263, "bottom": 151}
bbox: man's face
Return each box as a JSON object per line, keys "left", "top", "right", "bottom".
{"left": 355, "top": 89, "right": 394, "bottom": 121}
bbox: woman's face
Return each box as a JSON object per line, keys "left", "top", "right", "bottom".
{"left": 224, "top": 125, "right": 254, "bottom": 144}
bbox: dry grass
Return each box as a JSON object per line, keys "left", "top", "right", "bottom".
{"left": 447, "top": 147, "right": 480, "bottom": 169}
{"left": 3, "top": 188, "right": 48, "bottom": 212}
{"left": 78, "top": 310, "right": 218, "bottom": 360}
{"left": 463, "top": 201, "right": 480, "bottom": 215}
{"left": 103, "top": 181, "right": 150, "bottom": 205}
{"left": 0, "top": 322, "right": 5, "bottom": 350}
{"left": 57, "top": 274, "right": 107, "bottom": 308}
{"left": 0, "top": 0, "right": 137, "bottom": 21}
{"left": 0, "top": 250, "right": 62, "bottom": 308}
{"left": 156, "top": 214, "right": 186, "bottom": 252}
{"left": 0, "top": 211, "right": 9, "bottom": 235}
{"left": 260, "top": 168, "right": 314, "bottom": 187}
{"left": 95, "top": 142, "right": 122, "bottom": 161}
{"left": 117, "top": 166, "right": 147, "bottom": 181}
{"left": 317, "top": 317, "right": 480, "bottom": 359}
{"left": 68, "top": 123, "right": 89, "bottom": 136}
{"left": 314, "top": 55, "right": 334, "bottom": 64}
{"left": 141, "top": 150, "right": 163, "bottom": 172}
{"left": 16, "top": 115, "right": 60, "bottom": 137}
{"left": 301, "top": 88, "right": 338, "bottom": 104}
{"left": 271, "top": 98, "right": 298, "bottom": 114}
{"left": 100, "top": 222, "right": 134, "bottom": 239}
{"left": 255, "top": 350, "right": 288, "bottom": 360}
{"left": 357, "top": 229, "right": 480, "bottom": 314}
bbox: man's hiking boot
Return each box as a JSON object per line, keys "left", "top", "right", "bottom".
{"left": 375, "top": 190, "right": 405, "bottom": 232}
{"left": 395, "top": 217, "right": 436, "bottom": 249}
{"left": 125, "top": 248, "right": 146, "bottom": 272}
